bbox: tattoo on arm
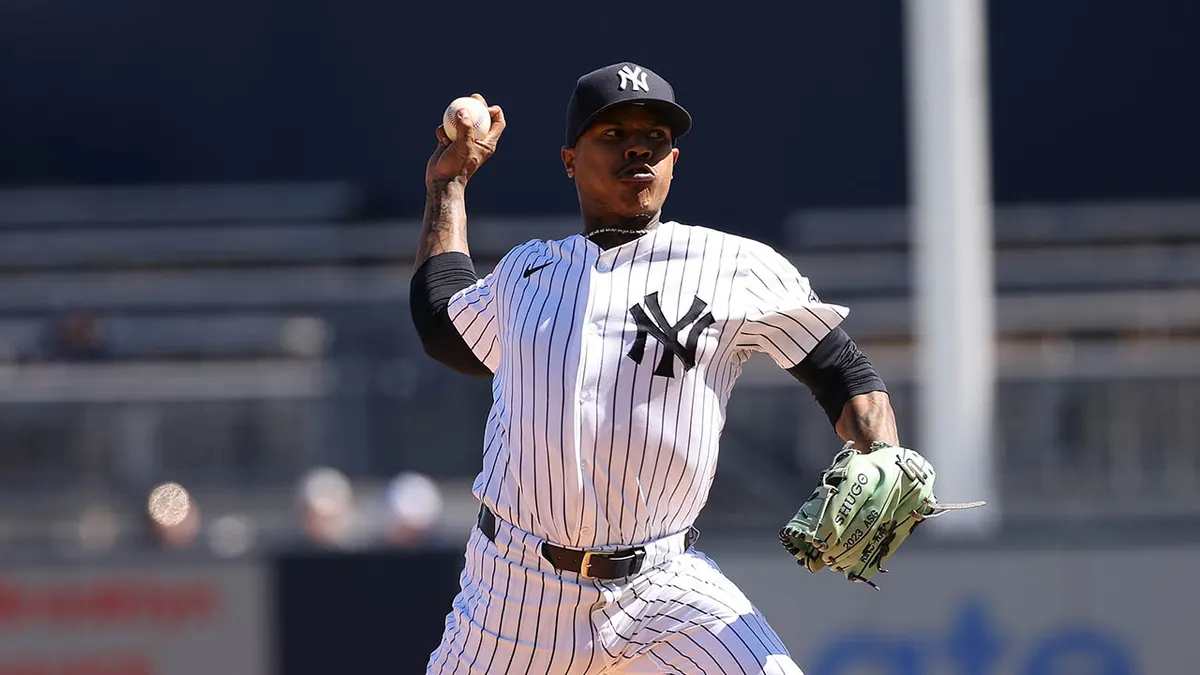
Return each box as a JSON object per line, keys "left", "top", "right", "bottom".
{"left": 415, "top": 179, "right": 470, "bottom": 268}
{"left": 835, "top": 391, "right": 900, "bottom": 449}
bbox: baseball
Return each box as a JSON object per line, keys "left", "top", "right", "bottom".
{"left": 442, "top": 96, "right": 491, "bottom": 141}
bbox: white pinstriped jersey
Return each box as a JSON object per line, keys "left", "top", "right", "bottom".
{"left": 447, "top": 219, "right": 848, "bottom": 548}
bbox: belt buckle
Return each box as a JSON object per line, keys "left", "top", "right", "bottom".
{"left": 579, "top": 550, "right": 598, "bottom": 579}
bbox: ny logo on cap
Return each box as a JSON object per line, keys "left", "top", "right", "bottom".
{"left": 627, "top": 293, "right": 715, "bottom": 378}
{"left": 618, "top": 65, "right": 650, "bottom": 93}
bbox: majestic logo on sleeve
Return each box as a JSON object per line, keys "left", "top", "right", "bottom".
{"left": 617, "top": 65, "right": 650, "bottom": 92}
{"left": 627, "top": 293, "right": 715, "bottom": 378}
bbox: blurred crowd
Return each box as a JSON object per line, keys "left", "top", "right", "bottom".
{"left": 70, "top": 469, "right": 446, "bottom": 557}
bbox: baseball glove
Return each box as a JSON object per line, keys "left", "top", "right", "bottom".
{"left": 778, "top": 442, "right": 985, "bottom": 589}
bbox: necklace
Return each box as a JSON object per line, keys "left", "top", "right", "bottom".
{"left": 583, "top": 226, "right": 654, "bottom": 239}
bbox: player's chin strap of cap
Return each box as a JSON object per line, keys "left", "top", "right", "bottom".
{"left": 478, "top": 505, "right": 698, "bottom": 580}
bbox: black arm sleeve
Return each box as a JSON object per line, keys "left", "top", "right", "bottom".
{"left": 409, "top": 252, "right": 492, "bottom": 376}
{"left": 786, "top": 327, "right": 887, "bottom": 426}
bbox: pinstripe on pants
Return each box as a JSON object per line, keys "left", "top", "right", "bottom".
{"left": 427, "top": 516, "right": 802, "bottom": 674}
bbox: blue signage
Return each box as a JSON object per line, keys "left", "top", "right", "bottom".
{"left": 811, "top": 600, "right": 1136, "bottom": 675}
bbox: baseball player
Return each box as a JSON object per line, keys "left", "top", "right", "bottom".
{"left": 410, "top": 62, "right": 898, "bottom": 674}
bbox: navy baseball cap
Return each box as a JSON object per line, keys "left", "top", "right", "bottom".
{"left": 564, "top": 62, "right": 692, "bottom": 147}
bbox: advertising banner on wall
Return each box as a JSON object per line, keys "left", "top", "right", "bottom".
{"left": 715, "top": 544, "right": 1197, "bottom": 675}
{"left": 0, "top": 560, "right": 269, "bottom": 675}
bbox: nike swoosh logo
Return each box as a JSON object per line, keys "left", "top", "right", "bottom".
{"left": 522, "top": 261, "right": 553, "bottom": 278}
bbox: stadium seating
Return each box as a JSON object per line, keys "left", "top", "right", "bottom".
{"left": 0, "top": 186, "right": 1196, "bottom": 529}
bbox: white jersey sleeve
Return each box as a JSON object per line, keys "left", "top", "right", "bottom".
{"left": 443, "top": 240, "right": 542, "bottom": 374}
{"left": 446, "top": 274, "right": 500, "bottom": 373}
{"left": 445, "top": 254, "right": 506, "bottom": 374}
{"left": 733, "top": 241, "right": 849, "bottom": 369}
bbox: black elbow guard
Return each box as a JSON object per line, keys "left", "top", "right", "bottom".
{"left": 411, "top": 252, "right": 478, "bottom": 328}
{"left": 410, "top": 252, "right": 492, "bottom": 376}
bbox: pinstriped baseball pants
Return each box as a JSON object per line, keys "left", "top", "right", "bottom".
{"left": 427, "top": 515, "right": 803, "bottom": 674}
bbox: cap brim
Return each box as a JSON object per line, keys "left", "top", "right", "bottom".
{"left": 571, "top": 99, "right": 692, "bottom": 146}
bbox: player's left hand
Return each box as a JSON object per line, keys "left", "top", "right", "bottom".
{"left": 778, "top": 442, "right": 985, "bottom": 589}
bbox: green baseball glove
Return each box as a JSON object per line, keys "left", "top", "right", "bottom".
{"left": 778, "top": 442, "right": 985, "bottom": 589}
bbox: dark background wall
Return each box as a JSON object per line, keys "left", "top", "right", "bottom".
{"left": 2, "top": 1, "right": 1198, "bottom": 236}
{"left": 275, "top": 548, "right": 464, "bottom": 673}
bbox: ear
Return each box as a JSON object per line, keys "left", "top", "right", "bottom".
{"left": 561, "top": 146, "right": 576, "bottom": 178}
{"left": 671, "top": 147, "right": 680, "bottom": 165}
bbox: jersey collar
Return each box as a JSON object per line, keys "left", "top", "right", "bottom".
{"left": 578, "top": 220, "right": 677, "bottom": 270}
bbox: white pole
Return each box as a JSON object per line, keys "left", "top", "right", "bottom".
{"left": 905, "top": 0, "right": 999, "bottom": 534}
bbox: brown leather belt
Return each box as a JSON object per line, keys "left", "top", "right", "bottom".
{"left": 477, "top": 504, "right": 697, "bottom": 580}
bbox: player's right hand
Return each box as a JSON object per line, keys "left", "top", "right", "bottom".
{"left": 425, "top": 94, "right": 506, "bottom": 191}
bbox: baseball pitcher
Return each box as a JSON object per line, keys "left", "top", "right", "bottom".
{"left": 410, "top": 62, "right": 979, "bottom": 674}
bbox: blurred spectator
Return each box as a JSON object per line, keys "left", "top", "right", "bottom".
{"left": 297, "top": 467, "right": 355, "bottom": 548}
{"left": 280, "top": 317, "right": 331, "bottom": 358}
{"left": 207, "top": 514, "right": 256, "bottom": 558}
{"left": 381, "top": 472, "right": 443, "bottom": 547}
{"left": 147, "top": 482, "right": 201, "bottom": 550}
{"left": 76, "top": 503, "right": 121, "bottom": 554}
{"left": 45, "top": 311, "right": 109, "bottom": 361}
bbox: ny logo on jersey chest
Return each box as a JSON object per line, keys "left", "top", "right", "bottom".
{"left": 627, "top": 293, "right": 715, "bottom": 378}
